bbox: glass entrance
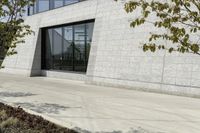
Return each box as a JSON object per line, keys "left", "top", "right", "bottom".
{"left": 74, "top": 24, "right": 86, "bottom": 72}
{"left": 62, "top": 26, "right": 73, "bottom": 71}
{"left": 42, "top": 21, "right": 94, "bottom": 73}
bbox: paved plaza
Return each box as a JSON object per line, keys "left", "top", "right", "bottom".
{"left": 0, "top": 73, "right": 200, "bottom": 133}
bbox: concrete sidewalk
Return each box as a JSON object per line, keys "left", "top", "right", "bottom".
{"left": 0, "top": 73, "right": 200, "bottom": 133}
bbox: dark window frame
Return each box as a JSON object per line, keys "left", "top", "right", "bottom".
{"left": 41, "top": 19, "right": 95, "bottom": 73}
{"left": 28, "top": 0, "right": 86, "bottom": 16}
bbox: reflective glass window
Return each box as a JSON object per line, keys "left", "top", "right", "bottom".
{"left": 42, "top": 21, "right": 94, "bottom": 72}
{"left": 38, "top": 0, "right": 49, "bottom": 12}
{"left": 29, "top": 5, "right": 34, "bottom": 15}
{"left": 86, "top": 23, "right": 94, "bottom": 64}
{"left": 54, "top": 0, "right": 64, "bottom": 8}
{"left": 64, "top": 0, "right": 79, "bottom": 5}
{"left": 28, "top": 0, "right": 86, "bottom": 15}
{"left": 52, "top": 28, "right": 63, "bottom": 70}
{"left": 74, "top": 24, "right": 86, "bottom": 72}
{"left": 62, "top": 26, "right": 73, "bottom": 71}
{"left": 45, "top": 29, "right": 53, "bottom": 69}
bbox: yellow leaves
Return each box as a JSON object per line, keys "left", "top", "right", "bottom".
{"left": 122, "top": 0, "right": 200, "bottom": 55}
{"left": 191, "top": 44, "right": 199, "bottom": 53}
{"left": 0, "top": 0, "right": 34, "bottom": 59}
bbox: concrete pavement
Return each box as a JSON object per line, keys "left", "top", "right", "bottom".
{"left": 0, "top": 73, "right": 200, "bottom": 133}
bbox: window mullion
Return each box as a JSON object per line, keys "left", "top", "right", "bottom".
{"left": 84, "top": 24, "right": 87, "bottom": 70}
{"left": 72, "top": 26, "right": 75, "bottom": 71}
{"left": 50, "top": 0, "right": 53, "bottom": 10}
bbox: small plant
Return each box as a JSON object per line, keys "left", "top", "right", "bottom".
{"left": 115, "top": 0, "right": 200, "bottom": 55}
{"left": 0, "top": 0, "right": 35, "bottom": 68}
{"left": 0, "top": 110, "right": 7, "bottom": 120}
{"left": 0, "top": 117, "right": 19, "bottom": 128}
{"left": 0, "top": 103, "right": 77, "bottom": 133}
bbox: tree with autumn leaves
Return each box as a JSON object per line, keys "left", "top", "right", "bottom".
{"left": 116, "top": 0, "right": 200, "bottom": 55}
{"left": 0, "top": 0, "right": 34, "bottom": 66}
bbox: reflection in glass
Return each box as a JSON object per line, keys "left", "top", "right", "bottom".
{"left": 63, "top": 26, "right": 73, "bottom": 71}
{"left": 38, "top": 0, "right": 49, "bottom": 12}
{"left": 43, "top": 21, "right": 94, "bottom": 72}
{"left": 28, "top": 0, "right": 84, "bottom": 15}
{"left": 52, "top": 28, "right": 62, "bottom": 70}
{"left": 54, "top": 0, "right": 64, "bottom": 8}
{"left": 86, "top": 23, "right": 94, "bottom": 64}
{"left": 45, "top": 29, "right": 53, "bottom": 69}
{"left": 74, "top": 24, "right": 86, "bottom": 71}
{"left": 64, "top": 0, "right": 79, "bottom": 5}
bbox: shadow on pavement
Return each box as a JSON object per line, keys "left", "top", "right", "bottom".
{"left": 0, "top": 91, "right": 36, "bottom": 97}
{"left": 15, "top": 102, "right": 81, "bottom": 114}
{"left": 74, "top": 127, "right": 163, "bottom": 133}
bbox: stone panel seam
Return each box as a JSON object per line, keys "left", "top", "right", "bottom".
{"left": 87, "top": 75, "right": 200, "bottom": 89}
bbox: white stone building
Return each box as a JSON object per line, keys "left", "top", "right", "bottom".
{"left": 1, "top": 0, "right": 200, "bottom": 97}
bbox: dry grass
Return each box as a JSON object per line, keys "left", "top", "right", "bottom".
{"left": 0, "top": 110, "right": 7, "bottom": 120}
{"left": 0, "top": 117, "right": 19, "bottom": 128}
{"left": 0, "top": 110, "right": 19, "bottom": 129}
{"left": 0, "top": 102, "right": 77, "bottom": 133}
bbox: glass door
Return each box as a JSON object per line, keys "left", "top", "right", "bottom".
{"left": 62, "top": 26, "right": 73, "bottom": 71}
{"left": 74, "top": 24, "right": 87, "bottom": 72}
{"left": 42, "top": 21, "right": 95, "bottom": 72}
{"left": 52, "top": 28, "right": 63, "bottom": 70}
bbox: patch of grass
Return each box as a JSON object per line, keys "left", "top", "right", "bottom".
{"left": 0, "top": 117, "right": 19, "bottom": 128}
{"left": 0, "top": 103, "right": 77, "bottom": 133}
{"left": 0, "top": 110, "right": 7, "bottom": 120}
